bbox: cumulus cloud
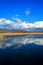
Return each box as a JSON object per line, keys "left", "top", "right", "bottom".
{"left": 34, "top": 21, "right": 43, "bottom": 28}
{"left": 0, "top": 18, "right": 12, "bottom": 25}
{"left": 0, "top": 18, "right": 43, "bottom": 29}
{"left": 25, "top": 9, "right": 30, "bottom": 16}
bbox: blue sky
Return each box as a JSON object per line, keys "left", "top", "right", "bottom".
{"left": 0, "top": 0, "right": 43, "bottom": 29}
{"left": 0, "top": 0, "right": 43, "bottom": 23}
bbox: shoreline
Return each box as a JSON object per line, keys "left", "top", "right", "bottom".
{"left": 0, "top": 32, "right": 43, "bottom": 40}
{"left": 0, "top": 32, "right": 43, "bottom": 37}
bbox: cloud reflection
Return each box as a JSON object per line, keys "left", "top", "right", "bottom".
{"left": 0, "top": 36, "right": 43, "bottom": 49}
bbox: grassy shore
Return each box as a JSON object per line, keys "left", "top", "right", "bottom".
{"left": 0, "top": 32, "right": 43, "bottom": 35}
{"left": 0, "top": 32, "right": 43, "bottom": 36}
{"left": 0, "top": 32, "right": 43, "bottom": 40}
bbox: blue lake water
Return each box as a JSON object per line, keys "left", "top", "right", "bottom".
{"left": 0, "top": 35, "right": 43, "bottom": 65}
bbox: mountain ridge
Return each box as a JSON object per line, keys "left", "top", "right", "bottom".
{"left": 0, "top": 28, "right": 43, "bottom": 32}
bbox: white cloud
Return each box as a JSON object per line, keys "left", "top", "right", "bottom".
{"left": 12, "top": 14, "right": 19, "bottom": 20}
{"left": 0, "top": 18, "right": 43, "bottom": 29}
{"left": 0, "top": 18, "right": 12, "bottom": 25}
{"left": 34, "top": 21, "right": 43, "bottom": 28}
{"left": 25, "top": 9, "right": 30, "bottom": 16}
{"left": 14, "top": 17, "right": 22, "bottom": 22}
{"left": 12, "top": 18, "right": 43, "bottom": 28}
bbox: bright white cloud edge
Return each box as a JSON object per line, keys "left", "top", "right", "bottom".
{"left": 0, "top": 18, "right": 43, "bottom": 28}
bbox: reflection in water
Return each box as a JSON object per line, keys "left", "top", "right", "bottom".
{"left": 0, "top": 36, "right": 43, "bottom": 65}
{"left": 0, "top": 35, "right": 43, "bottom": 48}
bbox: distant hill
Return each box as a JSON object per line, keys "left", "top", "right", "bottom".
{"left": 0, "top": 28, "right": 43, "bottom": 33}
{"left": 0, "top": 28, "right": 27, "bottom": 33}
{"left": 22, "top": 28, "right": 43, "bottom": 32}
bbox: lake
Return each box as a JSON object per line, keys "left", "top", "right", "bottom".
{"left": 0, "top": 35, "right": 43, "bottom": 65}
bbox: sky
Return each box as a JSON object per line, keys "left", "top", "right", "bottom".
{"left": 0, "top": 0, "right": 43, "bottom": 29}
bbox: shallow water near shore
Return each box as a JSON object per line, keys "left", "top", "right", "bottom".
{"left": 0, "top": 35, "right": 43, "bottom": 65}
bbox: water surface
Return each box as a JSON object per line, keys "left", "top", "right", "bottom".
{"left": 0, "top": 35, "right": 43, "bottom": 65}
